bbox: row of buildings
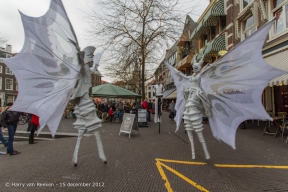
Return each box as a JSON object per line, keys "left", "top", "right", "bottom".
{"left": 149, "top": 0, "right": 288, "bottom": 115}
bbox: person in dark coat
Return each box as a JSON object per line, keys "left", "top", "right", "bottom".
{"left": 1, "top": 103, "right": 20, "bottom": 155}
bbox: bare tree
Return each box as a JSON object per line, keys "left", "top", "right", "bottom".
{"left": 0, "top": 33, "right": 7, "bottom": 46}
{"left": 86, "top": 0, "right": 184, "bottom": 99}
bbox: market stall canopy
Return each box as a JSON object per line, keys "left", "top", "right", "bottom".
{"left": 91, "top": 83, "right": 141, "bottom": 98}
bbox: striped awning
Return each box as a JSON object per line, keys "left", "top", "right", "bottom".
{"left": 265, "top": 49, "right": 288, "bottom": 87}
{"left": 162, "top": 88, "right": 176, "bottom": 98}
{"left": 164, "top": 90, "right": 177, "bottom": 99}
{"left": 190, "top": 0, "right": 226, "bottom": 40}
{"left": 193, "top": 33, "right": 227, "bottom": 62}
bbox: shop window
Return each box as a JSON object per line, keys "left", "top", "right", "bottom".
{"left": 5, "top": 78, "right": 13, "bottom": 90}
{"left": 202, "top": 34, "right": 208, "bottom": 47}
{"left": 243, "top": 0, "right": 253, "bottom": 9}
{"left": 211, "top": 26, "right": 216, "bottom": 39}
{"left": 5, "top": 67, "right": 13, "bottom": 75}
{"left": 241, "top": 15, "right": 257, "bottom": 40}
{"left": 220, "top": 16, "right": 226, "bottom": 31}
{"left": 271, "top": 0, "right": 288, "bottom": 36}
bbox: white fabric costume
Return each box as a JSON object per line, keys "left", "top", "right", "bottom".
{"left": 71, "top": 46, "right": 107, "bottom": 166}
{"left": 165, "top": 18, "right": 286, "bottom": 159}
{"left": 153, "top": 84, "right": 165, "bottom": 123}
{"left": 2, "top": 0, "right": 107, "bottom": 165}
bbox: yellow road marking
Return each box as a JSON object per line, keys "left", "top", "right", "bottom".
{"left": 156, "top": 159, "right": 209, "bottom": 192}
{"left": 156, "top": 158, "right": 288, "bottom": 192}
{"left": 214, "top": 164, "right": 288, "bottom": 169}
{"left": 156, "top": 158, "right": 206, "bottom": 165}
{"left": 155, "top": 160, "right": 173, "bottom": 192}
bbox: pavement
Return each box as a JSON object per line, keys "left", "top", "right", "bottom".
{"left": 0, "top": 112, "right": 288, "bottom": 192}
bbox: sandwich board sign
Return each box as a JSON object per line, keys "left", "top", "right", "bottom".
{"left": 119, "top": 114, "right": 139, "bottom": 138}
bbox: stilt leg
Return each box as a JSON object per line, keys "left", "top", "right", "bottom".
{"left": 187, "top": 130, "right": 195, "bottom": 159}
{"left": 93, "top": 130, "right": 107, "bottom": 164}
{"left": 72, "top": 130, "right": 85, "bottom": 167}
{"left": 195, "top": 131, "right": 210, "bottom": 159}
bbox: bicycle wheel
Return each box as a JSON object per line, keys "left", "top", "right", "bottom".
{"left": 19, "top": 116, "right": 27, "bottom": 125}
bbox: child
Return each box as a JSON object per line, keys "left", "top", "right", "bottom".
{"left": 108, "top": 107, "right": 114, "bottom": 123}
{"left": 114, "top": 108, "right": 120, "bottom": 122}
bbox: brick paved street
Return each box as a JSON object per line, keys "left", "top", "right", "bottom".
{"left": 0, "top": 112, "right": 288, "bottom": 191}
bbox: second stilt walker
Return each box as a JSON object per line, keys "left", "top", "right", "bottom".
{"left": 153, "top": 80, "right": 165, "bottom": 133}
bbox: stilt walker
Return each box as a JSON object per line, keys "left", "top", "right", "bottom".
{"left": 71, "top": 46, "right": 107, "bottom": 166}
{"left": 165, "top": 18, "right": 287, "bottom": 159}
{"left": 153, "top": 80, "right": 165, "bottom": 134}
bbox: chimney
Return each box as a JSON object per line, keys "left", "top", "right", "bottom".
{"left": 6, "top": 44, "right": 12, "bottom": 53}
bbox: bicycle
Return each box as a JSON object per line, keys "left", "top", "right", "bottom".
{"left": 19, "top": 114, "right": 29, "bottom": 125}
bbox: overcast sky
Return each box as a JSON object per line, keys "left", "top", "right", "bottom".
{"left": 0, "top": 0, "right": 209, "bottom": 81}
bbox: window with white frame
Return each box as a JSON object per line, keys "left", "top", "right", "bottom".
{"left": 5, "top": 78, "right": 13, "bottom": 90}
{"left": 242, "top": 15, "right": 257, "bottom": 39}
{"left": 0, "top": 66, "right": 2, "bottom": 73}
{"left": 0, "top": 78, "right": 2, "bottom": 90}
{"left": 5, "top": 67, "right": 13, "bottom": 75}
{"left": 271, "top": 0, "right": 288, "bottom": 36}
{"left": 242, "top": 0, "right": 253, "bottom": 9}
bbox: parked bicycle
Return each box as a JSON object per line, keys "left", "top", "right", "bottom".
{"left": 19, "top": 114, "right": 29, "bottom": 125}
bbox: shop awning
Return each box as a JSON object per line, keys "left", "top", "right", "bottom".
{"left": 264, "top": 49, "right": 288, "bottom": 86}
{"left": 162, "top": 88, "right": 176, "bottom": 98}
{"left": 193, "top": 33, "right": 226, "bottom": 63}
{"left": 190, "top": 0, "right": 225, "bottom": 40}
{"left": 164, "top": 90, "right": 177, "bottom": 99}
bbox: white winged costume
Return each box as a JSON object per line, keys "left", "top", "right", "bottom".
{"left": 166, "top": 18, "right": 286, "bottom": 159}
{"left": 2, "top": 0, "right": 106, "bottom": 165}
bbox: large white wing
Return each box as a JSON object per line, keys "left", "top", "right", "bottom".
{"left": 165, "top": 62, "right": 191, "bottom": 131}
{"left": 3, "top": 0, "right": 81, "bottom": 136}
{"left": 201, "top": 18, "right": 286, "bottom": 149}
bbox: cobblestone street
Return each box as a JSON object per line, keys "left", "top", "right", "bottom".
{"left": 1, "top": 112, "right": 288, "bottom": 191}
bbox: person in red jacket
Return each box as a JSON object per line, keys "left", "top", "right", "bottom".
{"left": 108, "top": 107, "right": 114, "bottom": 123}
{"left": 28, "top": 114, "right": 39, "bottom": 144}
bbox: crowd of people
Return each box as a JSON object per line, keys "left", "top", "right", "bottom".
{"left": 93, "top": 99, "right": 155, "bottom": 123}
{"left": 0, "top": 99, "right": 176, "bottom": 156}
{"left": 92, "top": 98, "right": 176, "bottom": 123}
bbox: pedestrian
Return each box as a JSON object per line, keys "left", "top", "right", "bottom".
{"left": 101, "top": 101, "right": 108, "bottom": 122}
{"left": 131, "top": 103, "right": 138, "bottom": 114}
{"left": 0, "top": 111, "right": 8, "bottom": 147}
{"left": 116, "top": 99, "right": 124, "bottom": 114}
{"left": 124, "top": 103, "right": 130, "bottom": 113}
{"left": 27, "top": 114, "right": 39, "bottom": 144}
{"left": 1, "top": 103, "right": 21, "bottom": 156}
{"left": 169, "top": 100, "right": 176, "bottom": 120}
{"left": 108, "top": 107, "right": 114, "bottom": 123}
{"left": 114, "top": 108, "right": 120, "bottom": 122}
{"left": 147, "top": 100, "right": 152, "bottom": 121}
{"left": 0, "top": 151, "right": 6, "bottom": 155}
{"left": 142, "top": 99, "right": 149, "bottom": 121}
